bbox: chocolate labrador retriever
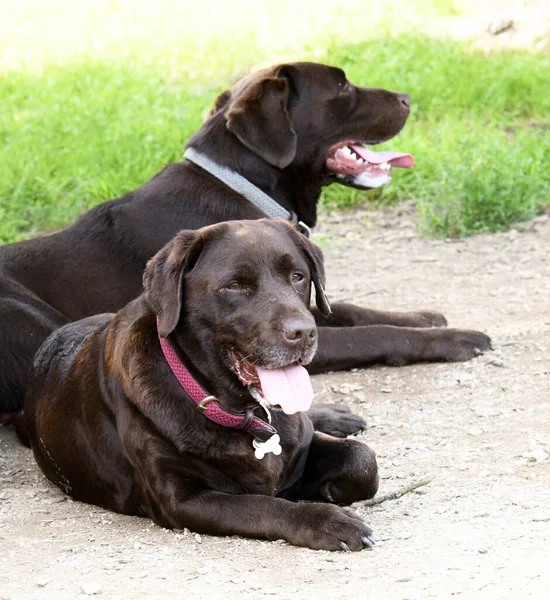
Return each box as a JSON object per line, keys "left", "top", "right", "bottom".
{"left": 0, "top": 61, "right": 491, "bottom": 418}
{"left": 25, "top": 220, "right": 378, "bottom": 551}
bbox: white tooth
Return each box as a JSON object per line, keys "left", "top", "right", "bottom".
{"left": 342, "top": 146, "right": 352, "bottom": 155}
{"left": 357, "top": 158, "right": 365, "bottom": 164}
{"left": 379, "top": 162, "right": 388, "bottom": 169}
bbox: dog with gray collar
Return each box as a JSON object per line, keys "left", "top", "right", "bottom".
{"left": 0, "top": 61, "right": 490, "bottom": 424}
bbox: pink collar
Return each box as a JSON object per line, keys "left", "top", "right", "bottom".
{"left": 158, "top": 333, "right": 276, "bottom": 441}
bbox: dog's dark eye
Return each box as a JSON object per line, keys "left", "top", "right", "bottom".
{"left": 226, "top": 281, "right": 245, "bottom": 291}
{"left": 291, "top": 272, "right": 305, "bottom": 284}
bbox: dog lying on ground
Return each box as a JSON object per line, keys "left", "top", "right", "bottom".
{"left": 24, "top": 219, "right": 378, "bottom": 551}
{"left": 0, "top": 61, "right": 491, "bottom": 419}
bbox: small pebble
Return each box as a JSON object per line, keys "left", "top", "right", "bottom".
{"left": 80, "top": 582, "right": 102, "bottom": 595}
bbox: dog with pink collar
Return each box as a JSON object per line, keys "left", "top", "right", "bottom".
{"left": 24, "top": 219, "right": 378, "bottom": 551}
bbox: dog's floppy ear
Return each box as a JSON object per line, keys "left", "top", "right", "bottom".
{"left": 206, "top": 89, "right": 231, "bottom": 119}
{"left": 283, "top": 223, "right": 331, "bottom": 316}
{"left": 143, "top": 230, "right": 205, "bottom": 337}
{"left": 225, "top": 67, "right": 297, "bottom": 168}
{"left": 300, "top": 235, "right": 331, "bottom": 317}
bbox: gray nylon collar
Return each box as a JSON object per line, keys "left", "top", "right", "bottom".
{"left": 183, "top": 147, "right": 311, "bottom": 236}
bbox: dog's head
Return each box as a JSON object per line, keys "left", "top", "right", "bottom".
{"left": 143, "top": 219, "right": 330, "bottom": 412}
{"left": 196, "top": 61, "right": 413, "bottom": 190}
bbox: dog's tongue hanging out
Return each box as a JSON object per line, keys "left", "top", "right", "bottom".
{"left": 350, "top": 145, "right": 414, "bottom": 168}
{"left": 255, "top": 365, "right": 314, "bottom": 414}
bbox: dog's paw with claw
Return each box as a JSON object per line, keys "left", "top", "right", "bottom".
{"left": 339, "top": 535, "right": 375, "bottom": 551}
{"left": 290, "top": 503, "right": 375, "bottom": 551}
{"left": 435, "top": 329, "right": 492, "bottom": 362}
{"left": 413, "top": 310, "right": 448, "bottom": 328}
{"left": 306, "top": 404, "right": 366, "bottom": 438}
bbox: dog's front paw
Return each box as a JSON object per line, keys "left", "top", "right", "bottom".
{"left": 289, "top": 504, "right": 374, "bottom": 551}
{"left": 306, "top": 404, "right": 366, "bottom": 437}
{"left": 416, "top": 310, "right": 448, "bottom": 328}
{"left": 429, "top": 328, "right": 492, "bottom": 362}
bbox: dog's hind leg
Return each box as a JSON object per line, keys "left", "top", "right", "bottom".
{"left": 0, "top": 410, "right": 29, "bottom": 445}
{"left": 0, "top": 284, "right": 67, "bottom": 414}
{"left": 283, "top": 431, "right": 379, "bottom": 505}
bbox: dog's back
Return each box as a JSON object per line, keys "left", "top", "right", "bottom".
{"left": 23, "top": 220, "right": 379, "bottom": 550}
{"left": 24, "top": 312, "right": 141, "bottom": 510}
{"left": 1, "top": 61, "right": 490, "bottom": 417}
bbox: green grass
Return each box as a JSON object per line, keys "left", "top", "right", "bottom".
{"left": 1, "top": 1, "right": 549, "bottom": 242}
{"left": 323, "top": 36, "right": 550, "bottom": 236}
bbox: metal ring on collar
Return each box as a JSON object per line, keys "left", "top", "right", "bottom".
{"left": 198, "top": 396, "right": 219, "bottom": 411}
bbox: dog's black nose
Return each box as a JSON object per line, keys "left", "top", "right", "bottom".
{"left": 282, "top": 317, "right": 317, "bottom": 345}
{"left": 398, "top": 93, "right": 411, "bottom": 110}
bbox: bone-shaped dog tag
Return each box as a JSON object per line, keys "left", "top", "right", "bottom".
{"left": 252, "top": 434, "right": 282, "bottom": 460}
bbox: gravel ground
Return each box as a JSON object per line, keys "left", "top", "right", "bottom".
{"left": 1, "top": 205, "right": 549, "bottom": 600}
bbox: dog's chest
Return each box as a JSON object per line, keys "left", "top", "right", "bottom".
{"left": 203, "top": 435, "right": 298, "bottom": 497}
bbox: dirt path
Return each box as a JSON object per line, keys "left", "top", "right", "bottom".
{"left": 1, "top": 206, "right": 549, "bottom": 600}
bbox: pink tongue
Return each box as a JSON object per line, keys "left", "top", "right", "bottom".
{"left": 255, "top": 365, "right": 314, "bottom": 415}
{"left": 350, "top": 144, "right": 414, "bottom": 168}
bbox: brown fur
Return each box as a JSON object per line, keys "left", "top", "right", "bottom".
{"left": 0, "top": 61, "right": 490, "bottom": 417}
{"left": 25, "top": 220, "right": 378, "bottom": 551}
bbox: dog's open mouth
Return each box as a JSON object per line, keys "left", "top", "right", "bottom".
{"left": 326, "top": 142, "right": 414, "bottom": 188}
{"left": 228, "top": 348, "right": 314, "bottom": 415}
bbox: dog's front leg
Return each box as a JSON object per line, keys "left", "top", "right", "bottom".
{"left": 133, "top": 455, "right": 374, "bottom": 551}
{"left": 311, "top": 303, "right": 447, "bottom": 328}
{"left": 154, "top": 487, "right": 376, "bottom": 551}
{"left": 309, "top": 324, "right": 491, "bottom": 372}
{"left": 121, "top": 427, "right": 373, "bottom": 551}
